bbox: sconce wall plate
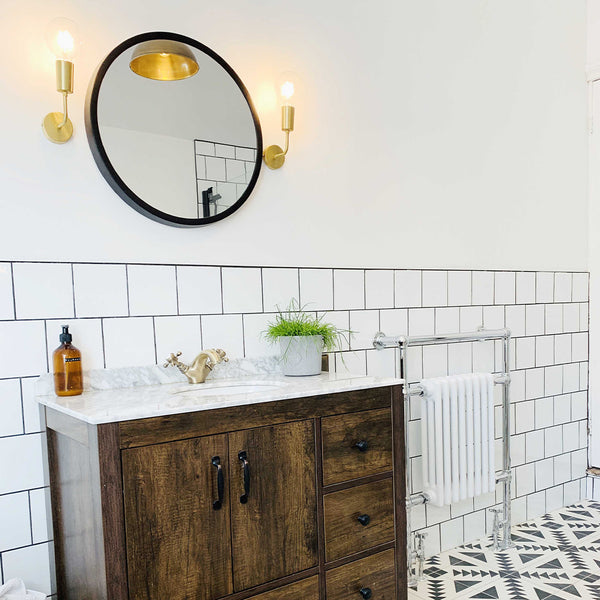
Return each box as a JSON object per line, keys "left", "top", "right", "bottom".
{"left": 263, "top": 144, "right": 285, "bottom": 169}
{"left": 43, "top": 112, "right": 73, "bottom": 143}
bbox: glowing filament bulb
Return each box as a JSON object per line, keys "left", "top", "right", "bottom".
{"left": 280, "top": 81, "right": 295, "bottom": 103}
{"left": 45, "top": 18, "right": 80, "bottom": 60}
{"left": 56, "top": 30, "right": 74, "bottom": 56}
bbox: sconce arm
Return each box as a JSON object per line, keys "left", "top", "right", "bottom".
{"left": 274, "top": 130, "right": 290, "bottom": 158}
{"left": 58, "top": 92, "right": 69, "bottom": 129}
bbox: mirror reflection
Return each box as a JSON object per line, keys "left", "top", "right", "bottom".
{"left": 87, "top": 33, "right": 262, "bottom": 226}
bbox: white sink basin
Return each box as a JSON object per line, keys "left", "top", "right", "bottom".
{"left": 172, "top": 381, "right": 287, "bottom": 397}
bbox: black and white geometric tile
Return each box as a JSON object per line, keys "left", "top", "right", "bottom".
{"left": 409, "top": 501, "right": 600, "bottom": 599}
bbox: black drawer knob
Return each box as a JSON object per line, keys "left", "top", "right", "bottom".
{"left": 359, "top": 588, "right": 372, "bottom": 599}
{"left": 354, "top": 440, "right": 369, "bottom": 452}
{"left": 357, "top": 513, "right": 371, "bottom": 527}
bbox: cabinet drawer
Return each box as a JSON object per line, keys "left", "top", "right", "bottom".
{"left": 324, "top": 478, "right": 394, "bottom": 562}
{"left": 246, "top": 576, "right": 319, "bottom": 599}
{"left": 326, "top": 548, "right": 396, "bottom": 600}
{"left": 321, "top": 408, "right": 392, "bottom": 486}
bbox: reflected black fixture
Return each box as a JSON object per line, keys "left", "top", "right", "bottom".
{"left": 202, "top": 187, "right": 222, "bottom": 218}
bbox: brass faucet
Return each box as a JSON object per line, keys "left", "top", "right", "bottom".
{"left": 163, "top": 349, "right": 228, "bottom": 384}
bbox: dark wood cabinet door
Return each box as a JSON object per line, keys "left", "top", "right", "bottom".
{"left": 122, "top": 434, "right": 232, "bottom": 600}
{"left": 229, "top": 420, "right": 318, "bottom": 591}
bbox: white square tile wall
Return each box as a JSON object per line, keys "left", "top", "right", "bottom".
{"left": 201, "top": 314, "right": 244, "bottom": 358}
{"left": 448, "top": 271, "right": 471, "bottom": 306}
{"left": 262, "top": 268, "right": 299, "bottom": 312}
{"left": 222, "top": 268, "right": 263, "bottom": 314}
{"left": 154, "top": 316, "right": 202, "bottom": 365}
{"left": 127, "top": 265, "right": 177, "bottom": 316}
{"left": 395, "top": 270, "right": 421, "bottom": 307}
{"left": 299, "top": 269, "right": 333, "bottom": 310}
{"left": 73, "top": 264, "right": 128, "bottom": 317}
{"left": 0, "top": 263, "right": 589, "bottom": 595}
{"left": 422, "top": 271, "right": 448, "bottom": 306}
{"left": 333, "top": 270, "right": 365, "bottom": 310}
{"left": 365, "top": 270, "right": 394, "bottom": 309}
{"left": 13, "top": 263, "right": 74, "bottom": 320}
{"left": 176, "top": 266, "right": 222, "bottom": 315}
{"left": 103, "top": 317, "right": 156, "bottom": 368}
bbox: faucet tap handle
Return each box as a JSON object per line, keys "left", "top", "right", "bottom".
{"left": 203, "top": 349, "right": 229, "bottom": 368}
{"left": 163, "top": 351, "right": 183, "bottom": 368}
{"left": 214, "top": 348, "right": 228, "bottom": 362}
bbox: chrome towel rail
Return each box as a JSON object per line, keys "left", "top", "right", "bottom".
{"left": 373, "top": 328, "right": 514, "bottom": 589}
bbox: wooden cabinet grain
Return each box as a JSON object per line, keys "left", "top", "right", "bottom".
{"left": 245, "top": 576, "right": 319, "bottom": 600}
{"left": 326, "top": 548, "right": 397, "bottom": 600}
{"left": 321, "top": 408, "right": 393, "bottom": 485}
{"left": 229, "top": 421, "right": 317, "bottom": 590}
{"left": 46, "top": 385, "right": 405, "bottom": 600}
{"left": 122, "top": 434, "right": 232, "bottom": 600}
{"left": 122, "top": 421, "right": 316, "bottom": 598}
{"left": 323, "top": 478, "right": 394, "bottom": 562}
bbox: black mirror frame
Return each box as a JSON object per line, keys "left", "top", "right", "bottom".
{"left": 85, "top": 31, "right": 263, "bottom": 228}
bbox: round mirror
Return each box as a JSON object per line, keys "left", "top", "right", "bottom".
{"left": 85, "top": 32, "right": 262, "bottom": 227}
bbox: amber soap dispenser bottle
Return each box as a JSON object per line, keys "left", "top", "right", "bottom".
{"left": 53, "top": 325, "right": 83, "bottom": 396}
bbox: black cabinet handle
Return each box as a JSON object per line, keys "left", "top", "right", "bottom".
{"left": 354, "top": 440, "right": 369, "bottom": 452}
{"left": 238, "top": 451, "right": 250, "bottom": 504}
{"left": 211, "top": 456, "right": 224, "bottom": 510}
{"left": 357, "top": 513, "right": 371, "bottom": 527}
{"left": 359, "top": 588, "right": 372, "bottom": 599}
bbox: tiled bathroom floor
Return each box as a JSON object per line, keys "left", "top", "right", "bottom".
{"left": 409, "top": 501, "right": 600, "bottom": 599}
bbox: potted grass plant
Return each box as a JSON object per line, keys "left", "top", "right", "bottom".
{"left": 265, "top": 300, "right": 348, "bottom": 376}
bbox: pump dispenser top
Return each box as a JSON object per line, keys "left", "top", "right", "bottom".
{"left": 59, "top": 325, "right": 72, "bottom": 343}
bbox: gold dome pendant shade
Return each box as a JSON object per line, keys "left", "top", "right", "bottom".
{"left": 130, "top": 40, "right": 199, "bottom": 81}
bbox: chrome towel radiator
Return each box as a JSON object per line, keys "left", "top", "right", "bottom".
{"left": 373, "top": 328, "right": 515, "bottom": 589}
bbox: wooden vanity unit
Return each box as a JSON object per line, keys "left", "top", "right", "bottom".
{"left": 44, "top": 381, "right": 405, "bottom": 600}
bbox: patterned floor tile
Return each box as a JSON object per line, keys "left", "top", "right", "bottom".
{"left": 412, "top": 574, "right": 511, "bottom": 600}
{"left": 422, "top": 543, "right": 563, "bottom": 577}
{"left": 408, "top": 501, "right": 600, "bottom": 600}
{"left": 461, "top": 572, "right": 600, "bottom": 600}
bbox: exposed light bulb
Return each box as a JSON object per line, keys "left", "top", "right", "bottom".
{"left": 280, "top": 81, "right": 295, "bottom": 102}
{"left": 277, "top": 71, "right": 300, "bottom": 107}
{"left": 56, "top": 30, "right": 74, "bottom": 56}
{"left": 46, "top": 18, "right": 80, "bottom": 60}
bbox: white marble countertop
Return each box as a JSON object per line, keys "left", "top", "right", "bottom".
{"left": 36, "top": 372, "right": 402, "bottom": 425}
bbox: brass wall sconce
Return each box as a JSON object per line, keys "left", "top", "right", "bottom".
{"left": 42, "top": 18, "right": 79, "bottom": 144}
{"left": 263, "top": 76, "right": 296, "bottom": 169}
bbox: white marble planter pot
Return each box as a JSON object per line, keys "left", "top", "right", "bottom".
{"left": 278, "top": 335, "right": 324, "bottom": 376}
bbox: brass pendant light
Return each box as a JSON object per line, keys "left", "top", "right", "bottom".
{"left": 130, "top": 40, "right": 199, "bottom": 81}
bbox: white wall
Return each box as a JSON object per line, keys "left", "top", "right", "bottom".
{"left": 589, "top": 0, "right": 600, "bottom": 66}
{"left": 587, "top": 0, "right": 600, "bottom": 467}
{"left": 0, "top": 0, "right": 588, "bottom": 270}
